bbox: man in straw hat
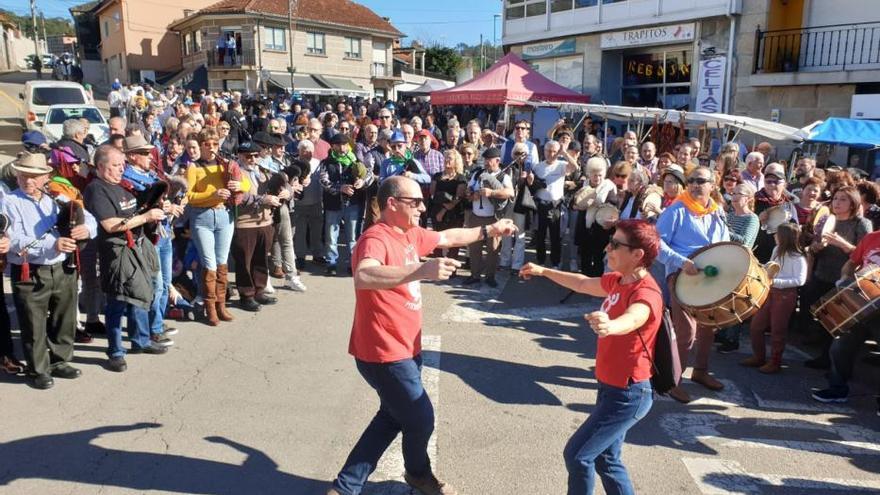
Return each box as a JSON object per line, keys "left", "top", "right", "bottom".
{"left": 0, "top": 152, "right": 96, "bottom": 389}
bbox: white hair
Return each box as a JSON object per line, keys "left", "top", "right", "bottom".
{"left": 586, "top": 156, "right": 607, "bottom": 174}
{"left": 746, "top": 151, "right": 764, "bottom": 164}
{"left": 62, "top": 118, "right": 88, "bottom": 139}
{"left": 544, "top": 139, "right": 560, "bottom": 153}
{"left": 298, "top": 139, "right": 315, "bottom": 153}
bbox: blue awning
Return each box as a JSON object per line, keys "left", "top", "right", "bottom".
{"left": 805, "top": 117, "right": 880, "bottom": 149}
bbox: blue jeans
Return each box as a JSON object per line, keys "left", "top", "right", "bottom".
{"left": 190, "top": 207, "right": 234, "bottom": 271}
{"left": 105, "top": 299, "right": 150, "bottom": 358}
{"left": 563, "top": 380, "right": 653, "bottom": 495}
{"left": 333, "top": 355, "right": 434, "bottom": 495}
{"left": 325, "top": 204, "right": 361, "bottom": 268}
{"left": 149, "top": 235, "right": 173, "bottom": 334}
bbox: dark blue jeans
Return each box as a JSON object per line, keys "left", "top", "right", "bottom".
{"left": 333, "top": 355, "right": 434, "bottom": 495}
{"left": 105, "top": 299, "right": 150, "bottom": 358}
{"left": 564, "top": 380, "right": 653, "bottom": 495}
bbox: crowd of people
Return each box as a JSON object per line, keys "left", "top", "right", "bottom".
{"left": 1, "top": 80, "right": 879, "bottom": 493}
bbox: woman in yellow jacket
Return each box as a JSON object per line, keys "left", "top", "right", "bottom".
{"left": 186, "top": 128, "right": 250, "bottom": 326}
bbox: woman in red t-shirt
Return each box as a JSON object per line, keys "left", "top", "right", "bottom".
{"left": 520, "top": 219, "right": 663, "bottom": 495}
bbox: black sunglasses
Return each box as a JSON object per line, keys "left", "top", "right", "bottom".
{"left": 608, "top": 238, "right": 636, "bottom": 250}
{"left": 515, "top": 126, "right": 530, "bottom": 131}
{"left": 615, "top": 174, "right": 629, "bottom": 179}
{"left": 395, "top": 196, "right": 424, "bottom": 207}
{"left": 687, "top": 177, "right": 712, "bottom": 185}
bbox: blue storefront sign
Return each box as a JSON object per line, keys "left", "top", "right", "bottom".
{"left": 521, "top": 38, "right": 577, "bottom": 60}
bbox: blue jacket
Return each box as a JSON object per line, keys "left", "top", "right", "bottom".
{"left": 656, "top": 200, "right": 730, "bottom": 278}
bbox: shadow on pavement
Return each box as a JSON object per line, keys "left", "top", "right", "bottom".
{"left": 0, "top": 423, "right": 333, "bottom": 494}
{"left": 423, "top": 349, "right": 596, "bottom": 407}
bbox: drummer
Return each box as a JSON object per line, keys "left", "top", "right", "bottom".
{"left": 754, "top": 163, "right": 798, "bottom": 263}
{"left": 655, "top": 166, "right": 730, "bottom": 403}
{"left": 576, "top": 157, "right": 618, "bottom": 276}
{"left": 802, "top": 185, "right": 873, "bottom": 369}
{"left": 812, "top": 227, "right": 880, "bottom": 408}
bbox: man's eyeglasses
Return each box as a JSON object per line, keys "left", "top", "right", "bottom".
{"left": 395, "top": 196, "right": 424, "bottom": 207}
{"left": 608, "top": 238, "right": 636, "bottom": 250}
{"left": 687, "top": 177, "right": 712, "bottom": 185}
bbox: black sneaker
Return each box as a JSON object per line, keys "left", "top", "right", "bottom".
{"left": 811, "top": 388, "right": 848, "bottom": 403}
{"left": 240, "top": 297, "right": 262, "bottom": 312}
{"left": 326, "top": 264, "right": 338, "bottom": 275}
{"left": 84, "top": 321, "right": 107, "bottom": 335}
{"left": 717, "top": 341, "right": 740, "bottom": 354}
{"left": 74, "top": 330, "right": 93, "bottom": 344}
{"left": 313, "top": 256, "right": 328, "bottom": 265}
{"left": 129, "top": 343, "right": 168, "bottom": 355}
{"left": 295, "top": 257, "right": 306, "bottom": 270}
{"left": 255, "top": 294, "right": 277, "bottom": 305}
{"left": 107, "top": 357, "right": 127, "bottom": 373}
{"left": 50, "top": 364, "right": 82, "bottom": 379}
{"left": 31, "top": 373, "right": 54, "bottom": 390}
{"left": 485, "top": 277, "right": 498, "bottom": 288}
{"left": 462, "top": 276, "right": 481, "bottom": 285}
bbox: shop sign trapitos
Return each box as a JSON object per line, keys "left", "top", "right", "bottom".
{"left": 601, "top": 23, "right": 695, "bottom": 49}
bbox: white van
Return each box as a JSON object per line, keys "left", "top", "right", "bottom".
{"left": 19, "top": 80, "right": 91, "bottom": 131}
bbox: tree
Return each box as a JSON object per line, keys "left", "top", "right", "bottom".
{"left": 0, "top": 9, "right": 73, "bottom": 38}
{"left": 424, "top": 46, "right": 462, "bottom": 79}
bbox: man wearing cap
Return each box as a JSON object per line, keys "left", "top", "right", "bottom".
{"left": 754, "top": 162, "right": 799, "bottom": 263}
{"left": 85, "top": 145, "right": 168, "bottom": 373}
{"left": 379, "top": 131, "right": 430, "bottom": 185}
{"left": 122, "top": 135, "right": 183, "bottom": 347}
{"left": 413, "top": 130, "right": 443, "bottom": 177}
{"left": 232, "top": 141, "right": 279, "bottom": 310}
{"left": 264, "top": 131, "right": 307, "bottom": 290}
{"left": 1, "top": 152, "right": 97, "bottom": 389}
{"left": 464, "top": 147, "right": 514, "bottom": 287}
{"left": 655, "top": 166, "right": 731, "bottom": 403}
{"left": 320, "top": 134, "right": 372, "bottom": 275}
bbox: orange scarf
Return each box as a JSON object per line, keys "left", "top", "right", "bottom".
{"left": 676, "top": 191, "right": 718, "bottom": 217}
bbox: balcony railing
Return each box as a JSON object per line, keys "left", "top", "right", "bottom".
{"left": 753, "top": 22, "right": 880, "bottom": 74}
{"left": 206, "top": 49, "right": 257, "bottom": 69}
{"left": 370, "top": 62, "right": 393, "bottom": 78}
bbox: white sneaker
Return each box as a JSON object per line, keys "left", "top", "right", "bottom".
{"left": 285, "top": 274, "right": 307, "bottom": 292}
{"left": 264, "top": 279, "right": 276, "bottom": 294}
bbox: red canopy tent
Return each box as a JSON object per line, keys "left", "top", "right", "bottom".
{"left": 430, "top": 52, "right": 591, "bottom": 106}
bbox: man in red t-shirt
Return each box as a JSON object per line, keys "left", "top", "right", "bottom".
{"left": 328, "top": 176, "right": 516, "bottom": 495}
{"left": 812, "top": 231, "right": 880, "bottom": 407}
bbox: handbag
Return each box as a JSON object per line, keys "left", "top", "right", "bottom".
{"left": 636, "top": 305, "right": 681, "bottom": 395}
{"left": 513, "top": 183, "right": 537, "bottom": 214}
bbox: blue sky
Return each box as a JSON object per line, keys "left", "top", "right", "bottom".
{"left": 1, "top": 0, "right": 502, "bottom": 47}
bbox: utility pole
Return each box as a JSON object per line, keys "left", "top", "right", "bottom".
{"left": 29, "top": 0, "right": 41, "bottom": 61}
{"left": 40, "top": 11, "right": 47, "bottom": 48}
{"left": 493, "top": 14, "right": 500, "bottom": 63}
{"left": 479, "top": 33, "right": 483, "bottom": 72}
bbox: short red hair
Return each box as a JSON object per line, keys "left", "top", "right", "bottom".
{"left": 615, "top": 219, "right": 660, "bottom": 268}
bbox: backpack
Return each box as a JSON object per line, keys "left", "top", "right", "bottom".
{"left": 628, "top": 285, "right": 681, "bottom": 395}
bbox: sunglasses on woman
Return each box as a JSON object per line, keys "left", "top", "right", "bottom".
{"left": 608, "top": 238, "right": 636, "bottom": 250}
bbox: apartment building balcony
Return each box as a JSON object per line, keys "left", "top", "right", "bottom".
{"left": 750, "top": 21, "right": 880, "bottom": 87}
{"left": 370, "top": 62, "right": 401, "bottom": 81}
{"left": 206, "top": 49, "right": 257, "bottom": 70}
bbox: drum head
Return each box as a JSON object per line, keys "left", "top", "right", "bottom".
{"left": 595, "top": 205, "right": 619, "bottom": 227}
{"left": 818, "top": 214, "right": 837, "bottom": 237}
{"left": 675, "top": 243, "right": 752, "bottom": 307}
{"left": 764, "top": 205, "right": 791, "bottom": 233}
{"left": 642, "top": 191, "right": 662, "bottom": 216}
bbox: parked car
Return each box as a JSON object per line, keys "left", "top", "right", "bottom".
{"left": 42, "top": 105, "right": 110, "bottom": 144}
{"left": 19, "top": 80, "right": 91, "bottom": 131}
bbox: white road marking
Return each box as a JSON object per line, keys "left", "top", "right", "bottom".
{"left": 753, "top": 392, "right": 853, "bottom": 414}
{"left": 682, "top": 458, "right": 880, "bottom": 494}
{"left": 370, "top": 335, "right": 441, "bottom": 493}
{"left": 442, "top": 301, "right": 600, "bottom": 324}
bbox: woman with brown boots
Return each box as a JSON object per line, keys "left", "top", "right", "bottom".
{"left": 185, "top": 129, "right": 250, "bottom": 325}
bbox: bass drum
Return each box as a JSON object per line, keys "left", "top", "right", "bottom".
{"left": 811, "top": 265, "right": 880, "bottom": 335}
{"left": 673, "top": 242, "right": 774, "bottom": 330}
